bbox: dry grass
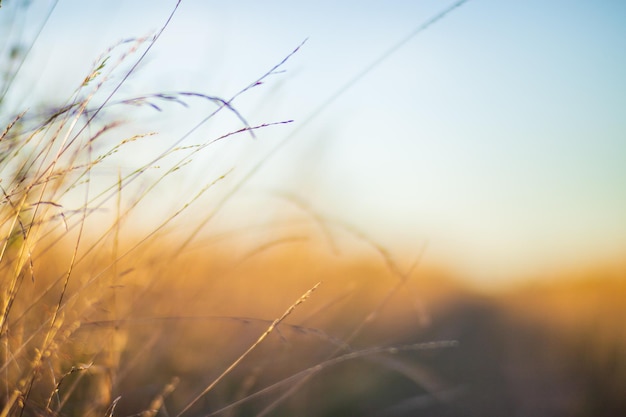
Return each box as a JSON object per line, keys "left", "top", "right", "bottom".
{"left": 1, "top": 2, "right": 625, "bottom": 416}
{"left": 0, "top": 5, "right": 456, "bottom": 415}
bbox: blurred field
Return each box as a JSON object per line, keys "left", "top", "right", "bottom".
{"left": 2, "top": 231, "right": 624, "bottom": 416}
{"left": 1, "top": 4, "right": 624, "bottom": 415}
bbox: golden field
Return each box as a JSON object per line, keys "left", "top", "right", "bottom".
{"left": 1, "top": 6, "right": 624, "bottom": 415}
{"left": 2, "top": 229, "right": 624, "bottom": 416}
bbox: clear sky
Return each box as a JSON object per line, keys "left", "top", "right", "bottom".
{"left": 1, "top": 0, "right": 625, "bottom": 286}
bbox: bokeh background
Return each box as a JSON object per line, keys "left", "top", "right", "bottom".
{"left": 1, "top": 1, "right": 625, "bottom": 416}
{"left": 3, "top": 0, "right": 624, "bottom": 287}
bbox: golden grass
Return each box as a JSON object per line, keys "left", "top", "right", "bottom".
{"left": 3, "top": 223, "right": 623, "bottom": 416}
{"left": 1, "top": 225, "right": 462, "bottom": 416}
{"left": 1, "top": 3, "right": 624, "bottom": 415}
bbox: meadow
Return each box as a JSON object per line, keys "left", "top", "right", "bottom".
{"left": 1, "top": 2, "right": 625, "bottom": 416}
{"left": 2, "top": 218, "right": 624, "bottom": 416}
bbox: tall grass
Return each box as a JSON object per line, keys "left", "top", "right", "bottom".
{"left": 4, "top": 2, "right": 623, "bottom": 417}
{"left": 0, "top": 3, "right": 457, "bottom": 416}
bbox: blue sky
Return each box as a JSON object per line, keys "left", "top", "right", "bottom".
{"left": 1, "top": 0, "right": 625, "bottom": 286}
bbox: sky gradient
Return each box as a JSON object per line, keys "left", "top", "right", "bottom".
{"left": 2, "top": 0, "right": 625, "bottom": 286}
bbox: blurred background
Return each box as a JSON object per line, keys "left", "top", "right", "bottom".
{"left": 1, "top": 1, "right": 625, "bottom": 416}
{"left": 2, "top": 0, "right": 624, "bottom": 287}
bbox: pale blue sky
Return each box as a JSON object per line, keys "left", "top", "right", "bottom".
{"left": 1, "top": 0, "right": 625, "bottom": 285}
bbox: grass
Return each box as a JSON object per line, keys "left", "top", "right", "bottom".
{"left": 1, "top": 2, "right": 625, "bottom": 416}
{"left": 0, "top": 3, "right": 458, "bottom": 416}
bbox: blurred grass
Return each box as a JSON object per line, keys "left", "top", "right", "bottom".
{"left": 2, "top": 233, "right": 624, "bottom": 416}
{"left": 1, "top": 2, "right": 624, "bottom": 415}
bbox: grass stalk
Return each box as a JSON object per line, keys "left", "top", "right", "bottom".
{"left": 176, "top": 282, "right": 322, "bottom": 417}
